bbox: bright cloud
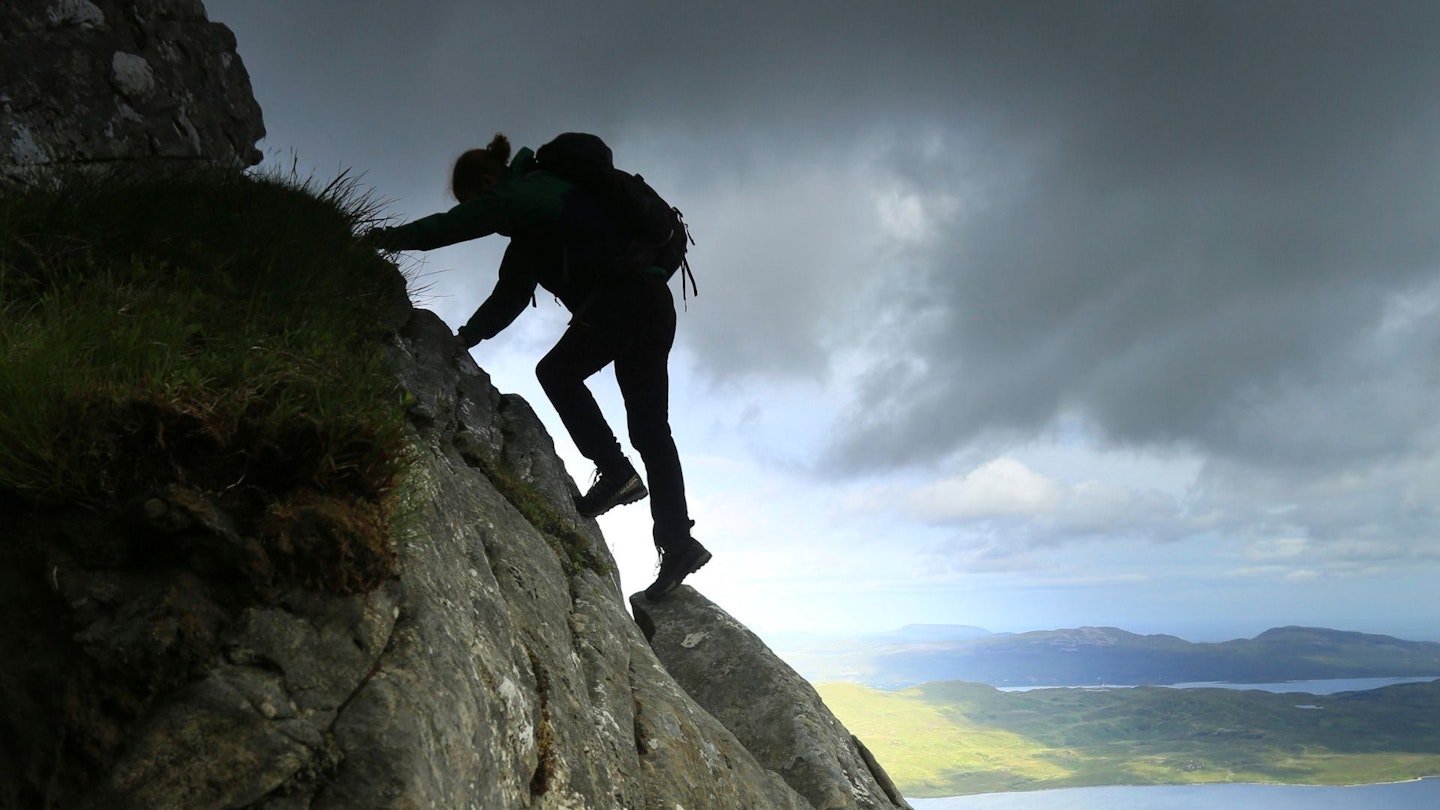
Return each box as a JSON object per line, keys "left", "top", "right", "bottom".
{"left": 909, "top": 458, "right": 1063, "bottom": 522}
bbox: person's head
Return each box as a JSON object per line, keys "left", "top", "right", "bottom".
{"left": 451, "top": 133, "right": 512, "bottom": 202}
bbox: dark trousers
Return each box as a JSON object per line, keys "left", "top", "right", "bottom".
{"left": 535, "top": 275, "right": 692, "bottom": 550}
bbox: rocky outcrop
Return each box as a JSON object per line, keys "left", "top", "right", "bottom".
{"left": 4, "top": 305, "right": 904, "bottom": 808}
{"left": 0, "top": 0, "right": 264, "bottom": 185}
{"left": 302, "top": 308, "right": 823, "bottom": 809}
{"left": 0, "top": 2, "right": 912, "bottom": 806}
{"left": 634, "top": 589, "right": 913, "bottom": 810}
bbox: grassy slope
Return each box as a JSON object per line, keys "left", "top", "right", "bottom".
{"left": 818, "top": 680, "right": 1440, "bottom": 798}
{"left": 0, "top": 168, "right": 413, "bottom": 580}
{"left": 1, "top": 166, "right": 610, "bottom": 587}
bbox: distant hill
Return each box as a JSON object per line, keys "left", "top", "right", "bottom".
{"left": 775, "top": 625, "right": 1440, "bottom": 688}
{"left": 861, "top": 624, "right": 996, "bottom": 644}
{"left": 817, "top": 677, "right": 1440, "bottom": 797}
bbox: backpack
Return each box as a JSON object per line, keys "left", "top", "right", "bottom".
{"left": 535, "top": 132, "right": 696, "bottom": 300}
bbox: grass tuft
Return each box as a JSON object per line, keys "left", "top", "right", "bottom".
{"left": 0, "top": 166, "right": 413, "bottom": 587}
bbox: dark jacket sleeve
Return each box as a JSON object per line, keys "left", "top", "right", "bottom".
{"left": 456, "top": 241, "right": 547, "bottom": 345}
{"left": 375, "top": 148, "right": 565, "bottom": 252}
{"left": 458, "top": 273, "right": 534, "bottom": 345}
{"left": 378, "top": 195, "right": 510, "bottom": 252}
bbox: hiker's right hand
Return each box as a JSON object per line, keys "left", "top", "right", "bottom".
{"left": 363, "top": 226, "right": 401, "bottom": 251}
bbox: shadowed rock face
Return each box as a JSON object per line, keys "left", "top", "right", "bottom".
{"left": 0, "top": 0, "right": 265, "bottom": 184}
{"left": 0, "top": 3, "right": 911, "bottom": 806}
{"left": 1, "top": 307, "right": 841, "bottom": 808}
{"left": 633, "top": 587, "right": 913, "bottom": 810}
{"left": 272, "top": 308, "right": 820, "bottom": 809}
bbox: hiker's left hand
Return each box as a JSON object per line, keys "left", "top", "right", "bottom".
{"left": 456, "top": 324, "right": 483, "bottom": 349}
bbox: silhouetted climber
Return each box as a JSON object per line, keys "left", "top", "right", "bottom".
{"left": 366, "top": 133, "right": 708, "bottom": 600}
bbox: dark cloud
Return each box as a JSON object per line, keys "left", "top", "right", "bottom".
{"left": 818, "top": 2, "right": 1440, "bottom": 481}
{"left": 210, "top": 0, "right": 1440, "bottom": 485}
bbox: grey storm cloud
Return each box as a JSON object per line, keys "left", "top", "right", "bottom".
{"left": 212, "top": 0, "right": 1440, "bottom": 484}
{"left": 811, "top": 2, "right": 1440, "bottom": 479}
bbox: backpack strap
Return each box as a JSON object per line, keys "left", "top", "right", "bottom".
{"left": 674, "top": 211, "right": 697, "bottom": 308}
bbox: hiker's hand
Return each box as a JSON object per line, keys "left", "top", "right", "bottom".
{"left": 363, "top": 226, "right": 401, "bottom": 251}
{"left": 456, "top": 324, "right": 483, "bottom": 349}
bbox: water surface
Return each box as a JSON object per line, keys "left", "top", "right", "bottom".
{"left": 909, "top": 778, "right": 1440, "bottom": 809}
{"left": 997, "top": 676, "right": 1438, "bottom": 695}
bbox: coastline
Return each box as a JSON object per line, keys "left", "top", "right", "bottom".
{"left": 908, "top": 777, "right": 1440, "bottom": 808}
{"left": 819, "top": 676, "right": 1440, "bottom": 799}
{"left": 1024, "top": 774, "right": 1440, "bottom": 792}
{"left": 912, "top": 774, "right": 1440, "bottom": 800}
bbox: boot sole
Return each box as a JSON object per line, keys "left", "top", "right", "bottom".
{"left": 644, "top": 549, "right": 712, "bottom": 601}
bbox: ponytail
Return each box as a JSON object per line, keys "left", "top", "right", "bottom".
{"left": 484, "top": 133, "right": 511, "bottom": 164}
{"left": 451, "top": 132, "right": 512, "bottom": 201}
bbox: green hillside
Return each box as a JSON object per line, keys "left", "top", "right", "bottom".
{"left": 818, "top": 679, "right": 1440, "bottom": 798}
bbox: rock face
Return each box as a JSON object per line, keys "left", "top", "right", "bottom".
{"left": 0, "top": 0, "right": 264, "bottom": 185}
{"left": 260, "top": 308, "right": 823, "bottom": 809}
{"left": 0, "top": 2, "right": 913, "bottom": 806}
{"left": 634, "top": 588, "right": 913, "bottom": 810}
{"left": 3, "top": 306, "right": 908, "bottom": 808}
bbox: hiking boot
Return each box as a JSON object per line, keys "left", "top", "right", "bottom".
{"left": 576, "top": 464, "right": 648, "bottom": 518}
{"left": 643, "top": 538, "right": 712, "bottom": 601}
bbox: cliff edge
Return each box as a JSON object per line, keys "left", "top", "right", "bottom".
{"left": 0, "top": 300, "right": 910, "bottom": 808}
{"left": 1, "top": 0, "right": 264, "bottom": 186}
{"left": 0, "top": 2, "right": 909, "bottom": 807}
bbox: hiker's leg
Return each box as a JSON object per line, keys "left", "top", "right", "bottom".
{"left": 613, "top": 280, "right": 690, "bottom": 547}
{"left": 536, "top": 325, "right": 627, "bottom": 473}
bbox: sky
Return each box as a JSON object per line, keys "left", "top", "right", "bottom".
{"left": 205, "top": 0, "right": 1440, "bottom": 643}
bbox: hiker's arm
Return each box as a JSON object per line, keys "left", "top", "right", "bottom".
{"left": 368, "top": 196, "right": 510, "bottom": 252}
{"left": 369, "top": 168, "right": 564, "bottom": 252}
{"left": 457, "top": 266, "right": 537, "bottom": 347}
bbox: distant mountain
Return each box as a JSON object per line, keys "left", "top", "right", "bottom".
{"left": 862, "top": 624, "right": 996, "bottom": 644}
{"left": 775, "top": 625, "right": 1440, "bottom": 689}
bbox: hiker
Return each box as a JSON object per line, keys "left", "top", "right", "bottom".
{"left": 366, "top": 132, "right": 708, "bottom": 600}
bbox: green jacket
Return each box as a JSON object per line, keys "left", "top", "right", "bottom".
{"left": 376, "top": 147, "right": 567, "bottom": 250}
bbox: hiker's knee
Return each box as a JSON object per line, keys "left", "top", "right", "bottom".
{"left": 535, "top": 353, "right": 568, "bottom": 393}
{"left": 628, "top": 415, "right": 674, "bottom": 457}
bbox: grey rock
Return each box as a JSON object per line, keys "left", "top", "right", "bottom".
{"left": 0, "top": 5, "right": 915, "bottom": 801}
{"left": 293, "top": 306, "right": 816, "bottom": 809}
{"left": 102, "top": 669, "right": 316, "bottom": 809}
{"left": 633, "top": 587, "right": 914, "bottom": 810}
{"left": 0, "top": 0, "right": 264, "bottom": 186}
{"left": 2, "top": 301, "right": 909, "bottom": 809}
{"left": 97, "top": 584, "right": 399, "bottom": 808}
